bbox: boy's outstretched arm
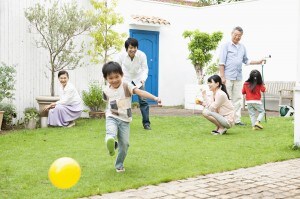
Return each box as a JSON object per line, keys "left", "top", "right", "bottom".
{"left": 133, "top": 88, "right": 161, "bottom": 104}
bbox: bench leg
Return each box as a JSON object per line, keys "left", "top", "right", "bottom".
{"left": 279, "top": 97, "right": 282, "bottom": 106}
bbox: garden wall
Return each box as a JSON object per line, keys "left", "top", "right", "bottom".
{"left": 0, "top": 0, "right": 299, "bottom": 121}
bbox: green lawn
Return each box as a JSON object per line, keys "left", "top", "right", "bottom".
{"left": 0, "top": 114, "right": 297, "bottom": 199}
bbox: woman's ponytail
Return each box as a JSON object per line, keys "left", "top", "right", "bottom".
{"left": 221, "top": 83, "right": 230, "bottom": 100}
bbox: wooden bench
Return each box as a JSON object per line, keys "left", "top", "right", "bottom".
{"left": 243, "top": 81, "right": 295, "bottom": 110}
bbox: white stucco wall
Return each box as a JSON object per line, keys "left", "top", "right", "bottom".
{"left": 115, "top": 0, "right": 202, "bottom": 106}
{"left": 115, "top": 0, "right": 299, "bottom": 106}
{"left": 0, "top": 0, "right": 299, "bottom": 121}
{"left": 294, "top": 0, "right": 300, "bottom": 146}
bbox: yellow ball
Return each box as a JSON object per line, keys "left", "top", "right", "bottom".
{"left": 48, "top": 157, "right": 81, "bottom": 189}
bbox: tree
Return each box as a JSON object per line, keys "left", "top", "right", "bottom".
{"left": 25, "top": 0, "right": 92, "bottom": 96}
{"left": 88, "top": 0, "right": 127, "bottom": 64}
{"left": 0, "top": 62, "right": 16, "bottom": 102}
{"left": 0, "top": 62, "right": 17, "bottom": 130}
{"left": 183, "top": 29, "right": 223, "bottom": 84}
{"left": 204, "top": 59, "right": 220, "bottom": 77}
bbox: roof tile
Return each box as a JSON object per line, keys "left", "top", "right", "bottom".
{"left": 131, "top": 15, "right": 171, "bottom": 25}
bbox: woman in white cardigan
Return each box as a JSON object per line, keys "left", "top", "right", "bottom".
{"left": 44, "top": 70, "right": 82, "bottom": 127}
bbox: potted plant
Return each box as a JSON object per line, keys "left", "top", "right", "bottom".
{"left": 132, "top": 102, "right": 140, "bottom": 109}
{"left": 0, "top": 62, "right": 16, "bottom": 131}
{"left": 82, "top": 82, "right": 106, "bottom": 119}
{"left": 24, "top": 107, "right": 39, "bottom": 130}
{"left": 24, "top": 0, "right": 92, "bottom": 119}
{"left": 0, "top": 103, "right": 17, "bottom": 131}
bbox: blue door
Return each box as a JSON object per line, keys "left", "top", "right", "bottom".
{"left": 130, "top": 29, "right": 159, "bottom": 104}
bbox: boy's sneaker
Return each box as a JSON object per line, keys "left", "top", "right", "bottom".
{"left": 255, "top": 121, "right": 263, "bottom": 129}
{"left": 106, "top": 137, "right": 115, "bottom": 156}
{"left": 116, "top": 167, "right": 125, "bottom": 173}
{"left": 252, "top": 126, "right": 260, "bottom": 130}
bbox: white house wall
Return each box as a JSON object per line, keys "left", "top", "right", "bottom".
{"left": 115, "top": 0, "right": 299, "bottom": 105}
{"left": 115, "top": 0, "right": 202, "bottom": 106}
{"left": 0, "top": 0, "right": 299, "bottom": 121}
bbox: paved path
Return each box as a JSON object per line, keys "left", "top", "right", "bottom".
{"left": 84, "top": 158, "right": 300, "bottom": 199}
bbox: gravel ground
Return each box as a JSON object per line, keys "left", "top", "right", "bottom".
{"left": 133, "top": 106, "right": 280, "bottom": 117}
{"left": 0, "top": 107, "right": 279, "bottom": 135}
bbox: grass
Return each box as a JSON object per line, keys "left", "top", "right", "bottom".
{"left": 0, "top": 114, "right": 297, "bottom": 199}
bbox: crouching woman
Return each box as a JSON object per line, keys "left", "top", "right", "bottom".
{"left": 43, "top": 70, "right": 82, "bottom": 127}
{"left": 197, "top": 75, "right": 235, "bottom": 135}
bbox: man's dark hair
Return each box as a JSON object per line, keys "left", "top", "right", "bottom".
{"left": 102, "top": 61, "right": 123, "bottom": 79}
{"left": 125, "top": 38, "right": 138, "bottom": 50}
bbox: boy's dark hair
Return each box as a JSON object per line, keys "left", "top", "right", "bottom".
{"left": 102, "top": 61, "right": 123, "bottom": 79}
{"left": 125, "top": 38, "right": 138, "bottom": 51}
{"left": 246, "top": 69, "right": 263, "bottom": 92}
{"left": 58, "top": 70, "right": 69, "bottom": 78}
{"left": 207, "top": 75, "right": 230, "bottom": 100}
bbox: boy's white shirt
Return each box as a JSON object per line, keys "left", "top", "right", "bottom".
{"left": 103, "top": 82, "right": 136, "bottom": 122}
{"left": 115, "top": 50, "right": 148, "bottom": 88}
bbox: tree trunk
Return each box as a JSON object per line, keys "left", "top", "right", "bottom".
{"left": 51, "top": 68, "right": 55, "bottom": 96}
{"left": 196, "top": 67, "right": 204, "bottom": 85}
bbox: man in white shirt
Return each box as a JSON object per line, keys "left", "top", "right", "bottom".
{"left": 115, "top": 38, "right": 151, "bottom": 130}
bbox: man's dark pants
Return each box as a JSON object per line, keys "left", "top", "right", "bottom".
{"left": 137, "top": 84, "right": 150, "bottom": 127}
